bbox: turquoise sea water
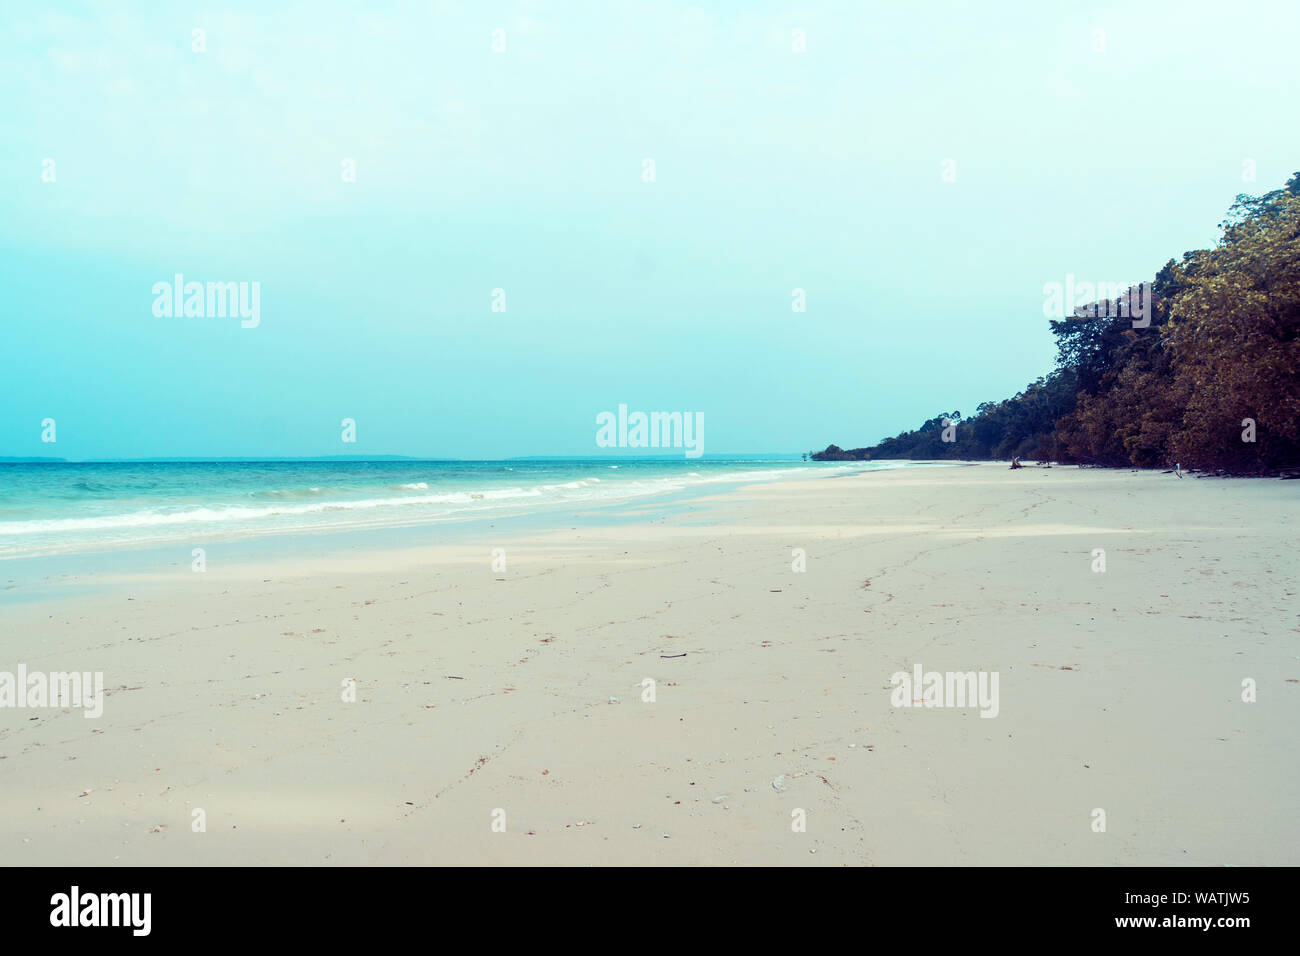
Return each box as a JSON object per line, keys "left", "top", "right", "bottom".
{"left": 0, "top": 458, "right": 944, "bottom": 560}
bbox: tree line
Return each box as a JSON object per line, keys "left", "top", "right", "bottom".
{"left": 812, "top": 173, "right": 1300, "bottom": 474}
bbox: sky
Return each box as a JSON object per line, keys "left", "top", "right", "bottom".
{"left": 2, "top": 0, "right": 1298, "bottom": 460}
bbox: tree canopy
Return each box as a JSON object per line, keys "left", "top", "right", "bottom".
{"left": 813, "top": 173, "right": 1300, "bottom": 474}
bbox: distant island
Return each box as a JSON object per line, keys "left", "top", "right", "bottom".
{"left": 813, "top": 173, "right": 1300, "bottom": 476}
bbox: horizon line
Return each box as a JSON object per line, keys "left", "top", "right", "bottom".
{"left": 0, "top": 453, "right": 813, "bottom": 464}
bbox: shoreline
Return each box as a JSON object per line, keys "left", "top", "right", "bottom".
{"left": 0, "top": 461, "right": 961, "bottom": 602}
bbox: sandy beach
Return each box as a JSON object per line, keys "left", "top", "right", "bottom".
{"left": 2, "top": 463, "right": 1296, "bottom": 866}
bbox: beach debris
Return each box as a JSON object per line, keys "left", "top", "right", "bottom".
{"left": 660, "top": 653, "right": 687, "bottom": 659}
{"left": 608, "top": 695, "right": 619, "bottom": 704}
{"left": 711, "top": 796, "right": 728, "bottom": 804}
{"left": 772, "top": 775, "right": 787, "bottom": 792}
{"left": 77, "top": 789, "right": 93, "bottom": 798}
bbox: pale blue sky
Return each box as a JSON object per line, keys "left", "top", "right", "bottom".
{"left": 3, "top": 0, "right": 1297, "bottom": 459}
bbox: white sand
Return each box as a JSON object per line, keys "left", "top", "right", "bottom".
{"left": 2, "top": 463, "right": 1297, "bottom": 865}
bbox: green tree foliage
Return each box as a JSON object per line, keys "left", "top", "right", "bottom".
{"left": 1161, "top": 183, "right": 1300, "bottom": 470}
{"left": 813, "top": 173, "right": 1300, "bottom": 473}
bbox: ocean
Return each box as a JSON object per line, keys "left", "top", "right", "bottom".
{"left": 0, "top": 458, "right": 944, "bottom": 561}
